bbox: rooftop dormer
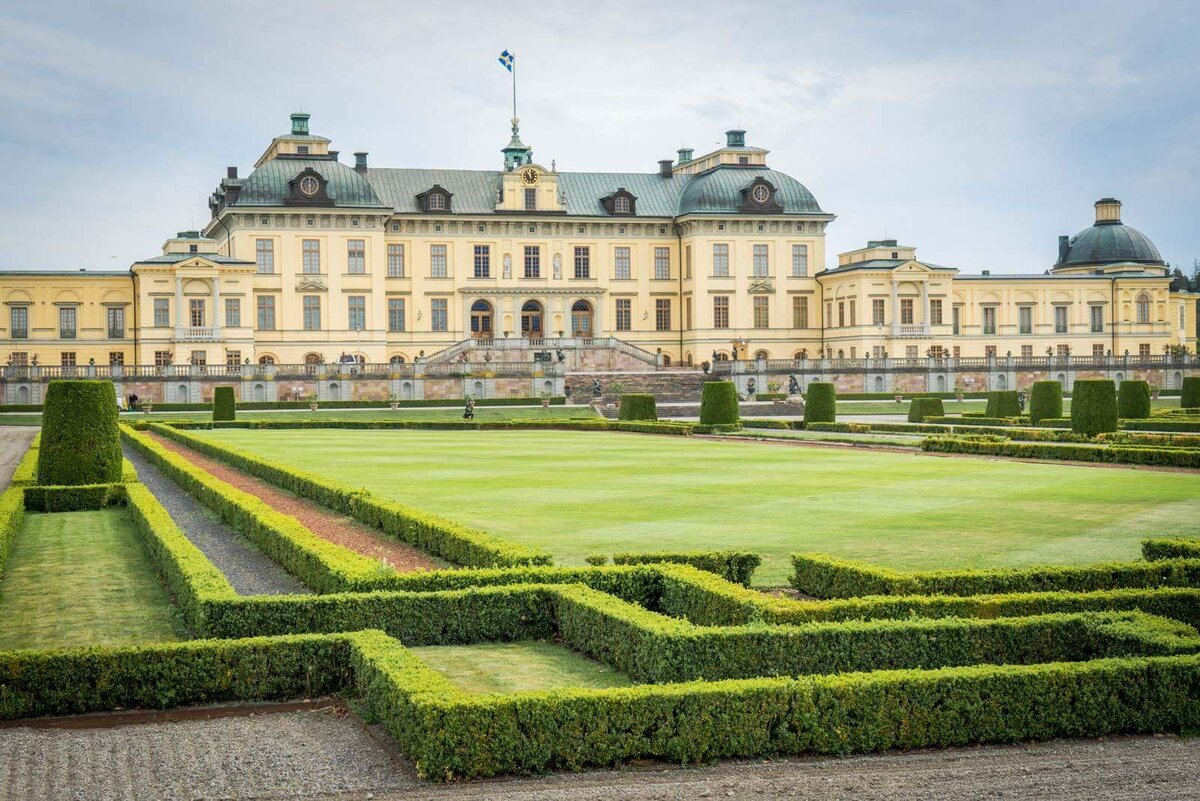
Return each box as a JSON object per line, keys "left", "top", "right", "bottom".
{"left": 671, "top": 129, "right": 769, "bottom": 175}
{"left": 838, "top": 239, "right": 918, "bottom": 266}
{"left": 162, "top": 231, "right": 220, "bottom": 256}
{"left": 254, "top": 112, "right": 333, "bottom": 168}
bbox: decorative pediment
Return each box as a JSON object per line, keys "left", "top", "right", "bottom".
{"left": 284, "top": 168, "right": 334, "bottom": 207}
{"left": 600, "top": 188, "right": 637, "bottom": 216}
{"left": 416, "top": 184, "right": 454, "bottom": 213}
{"left": 748, "top": 278, "right": 775, "bottom": 294}
{"left": 296, "top": 276, "right": 328, "bottom": 292}
{"left": 738, "top": 178, "right": 782, "bottom": 213}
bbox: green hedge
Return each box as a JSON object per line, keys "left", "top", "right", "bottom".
{"left": 699, "top": 382, "right": 739, "bottom": 425}
{"left": 37, "top": 380, "right": 122, "bottom": 486}
{"left": 803, "top": 383, "right": 836, "bottom": 424}
{"left": 985, "top": 391, "right": 1021, "bottom": 418}
{"left": 0, "top": 487, "right": 24, "bottom": 580}
{"left": 923, "top": 416, "right": 1022, "bottom": 427}
{"left": 212, "top": 386, "right": 236, "bottom": 422}
{"left": 1143, "top": 538, "right": 1200, "bottom": 561}
{"left": 790, "top": 551, "right": 1200, "bottom": 598}
{"left": 907, "top": 398, "right": 944, "bottom": 423}
{"left": 617, "top": 394, "right": 657, "bottom": 422}
{"left": 1122, "top": 420, "right": 1200, "bottom": 433}
{"left": 610, "top": 550, "right": 761, "bottom": 586}
{"left": 920, "top": 436, "right": 1200, "bottom": 468}
{"left": 1118, "top": 380, "right": 1152, "bottom": 419}
{"left": 22, "top": 483, "right": 126, "bottom": 512}
{"left": 1029, "top": 381, "right": 1063, "bottom": 425}
{"left": 1071, "top": 379, "right": 1119, "bottom": 436}
{"left": 9, "top": 434, "right": 39, "bottom": 487}
{"left": 133, "top": 397, "right": 568, "bottom": 412}
{"left": 1182, "top": 377, "right": 1200, "bottom": 409}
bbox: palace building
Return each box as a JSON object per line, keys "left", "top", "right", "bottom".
{"left": 1, "top": 112, "right": 1195, "bottom": 371}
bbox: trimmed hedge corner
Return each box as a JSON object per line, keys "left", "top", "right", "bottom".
{"left": 212, "top": 386, "right": 236, "bottom": 422}
{"left": 700, "top": 382, "right": 739, "bottom": 425}
{"left": 611, "top": 550, "right": 762, "bottom": 586}
{"left": 1029, "top": 381, "right": 1063, "bottom": 425}
{"left": 908, "top": 398, "right": 944, "bottom": 423}
{"left": 1182, "top": 377, "right": 1200, "bottom": 409}
{"left": 37, "top": 380, "right": 121, "bottom": 486}
{"left": 617, "top": 394, "right": 657, "bottom": 422}
{"left": 1071, "top": 379, "right": 1119, "bottom": 436}
{"left": 1118, "top": 380, "right": 1152, "bottom": 420}
{"left": 804, "top": 382, "right": 836, "bottom": 424}
{"left": 985, "top": 391, "right": 1021, "bottom": 418}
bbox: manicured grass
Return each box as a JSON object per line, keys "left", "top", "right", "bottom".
{"left": 408, "top": 641, "right": 632, "bottom": 693}
{"left": 730, "top": 429, "right": 924, "bottom": 446}
{"left": 0, "top": 509, "right": 179, "bottom": 649}
{"left": 201, "top": 428, "right": 1200, "bottom": 586}
{"left": 0, "top": 405, "right": 602, "bottom": 426}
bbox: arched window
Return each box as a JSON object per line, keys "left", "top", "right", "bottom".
{"left": 661, "top": 354, "right": 672, "bottom": 366}
{"left": 614, "top": 196, "right": 631, "bottom": 214}
{"left": 1136, "top": 293, "right": 1151, "bottom": 324}
{"left": 521, "top": 300, "right": 544, "bottom": 338}
{"left": 714, "top": 351, "right": 728, "bottom": 361}
{"left": 257, "top": 355, "right": 276, "bottom": 365}
{"left": 470, "top": 300, "right": 494, "bottom": 338}
{"left": 304, "top": 353, "right": 323, "bottom": 365}
{"left": 389, "top": 354, "right": 406, "bottom": 365}
{"left": 754, "top": 350, "right": 769, "bottom": 361}
{"left": 570, "top": 299, "right": 593, "bottom": 337}
{"left": 793, "top": 350, "right": 807, "bottom": 360}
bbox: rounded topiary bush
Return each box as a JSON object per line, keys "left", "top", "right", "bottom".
{"left": 985, "top": 390, "right": 1021, "bottom": 418}
{"left": 699, "top": 381, "right": 739, "bottom": 425}
{"left": 804, "top": 382, "right": 837, "bottom": 424}
{"left": 618, "top": 393, "right": 657, "bottom": 421}
{"left": 908, "top": 397, "right": 944, "bottom": 422}
{"left": 1071, "top": 379, "right": 1119, "bottom": 436}
{"left": 37, "top": 380, "right": 121, "bottom": 486}
{"left": 1028, "top": 381, "right": 1063, "bottom": 424}
{"left": 1117, "top": 380, "right": 1152, "bottom": 420}
{"left": 212, "top": 386, "right": 237, "bottom": 422}
{"left": 1182, "top": 376, "right": 1200, "bottom": 409}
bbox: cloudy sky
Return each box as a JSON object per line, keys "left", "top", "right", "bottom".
{"left": 1, "top": 0, "right": 1197, "bottom": 274}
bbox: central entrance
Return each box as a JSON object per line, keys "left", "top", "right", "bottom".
{"left": 521, "top": 300, "right": 543, "bottom": 338}
{"left": 470, "top": 299, "right": 494, "bottom": 339}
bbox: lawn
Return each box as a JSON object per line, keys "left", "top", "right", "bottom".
{"left": 0, "top": 509, "right": 180, "bottom": 649}
{"left": 0, "top": 405, "right": 602, "bottom": 426}
{"left": 408, "top": 641, "right": 632, "bottom": 693}
{"left": 199, "top": 428, "right": 1200, "bottom": 586}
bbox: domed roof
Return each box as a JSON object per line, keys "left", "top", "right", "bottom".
{"left": 677, "top": 168, "right": 823, "bottom": 215}
{"left": 1058, "top": 203, "right": 1163, "bottom": 268}
{"left": 235, "top": 158, "right": 385, "bottom": 208}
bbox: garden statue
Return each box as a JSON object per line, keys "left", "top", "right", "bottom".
{"left": 747, "top": 378, "right": 756, "bottom": 395}
{"left": 701, "top": 361, "right": 710, "bottom": 374}
{"left": 712, "top": 349, "right": 719, "bottom": 365}
{"left": 556, "top": 348, "right": 566, "bottom": 363}
{"left": 1018, "top": 391, "right": 1027, "bottom": 412}
{"left": 592, "top": 378, "right": 602, "bottom": 398}
{"left": 552, "top": 253, "right": 562, "bottom": 280}
{"left": 463, "top": 396, "right": 475, "bottom": 420}
{"left": 564, "top": 385, "right": 573, "bottom": 400}
{"left": 788, "top": 374, "right": 800, "bottom": 395}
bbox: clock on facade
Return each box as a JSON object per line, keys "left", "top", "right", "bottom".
{"left": 298, "top": 175, "right": 320, "bottom": 197}
{"left": 519, "top": 167, "right": 539, "bottom": 186}
{"left": 751, "top": 184, "right": 771, "bottom": 204}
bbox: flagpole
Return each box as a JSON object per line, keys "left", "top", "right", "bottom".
{"left": 512, "top": 57, "right": 517, "bottom": 119}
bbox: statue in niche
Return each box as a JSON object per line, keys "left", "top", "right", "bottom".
{"left": 553, "top": 253, "right": 562, "bottom": 280}
{"left": 502, "top": 253, "right": 512, "bottom": 279}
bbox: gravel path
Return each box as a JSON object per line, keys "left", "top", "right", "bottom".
{"left": 1, "top": 709, "right": 1196, "bottom": 801}
{"left": 122, "top": 444, "right": 308, "bottom": 596}
{"left": 0, "top": 427, "right": 36, "bottom": 490}
{"left": 145, "top": 432, "right": 446, "bottom": 573}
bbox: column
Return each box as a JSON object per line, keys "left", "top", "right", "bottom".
{"left": 212, "top": 276, "right": 222, "bottom": 340}
{"left": 174, "top": 275, "right": 184, "bottom": 338}
{"left": 920, "top": 281, "right": 929, "bottom": 335}
{"left": 891, "top": 281, "right": 899, "bottom": 335}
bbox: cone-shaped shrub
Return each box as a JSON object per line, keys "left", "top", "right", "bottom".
{"left": 618, "top": 394, "right": 657, "bottom": 421}
{"left": 804, "top": 382, "right": 837, "bottom": 424}
{"left": 212, "top": 386, "right": 236, "bottom": 422}
{"left": 1117, "top": 380, "right": 1152, "bottom": 419}
{"left": 1071, "top": 379, "right": 1119, "bottom": 436}
{"left": 699, "top": 381, "right": 739, "bottom": 424}
{"left": 1182, "top": 376, "right": 1200, "bottom": 409}
{"left": 985, "top": 390, "right": 1021, "bottom": 418}
{"left": 37, "top": 380, "right": 121, "bottom": 486}
{"left": 1028, "top": 381, "right": 1063, "bottom": 425}
{"left": 907, "top": 397, "right": 944, "bottom": 422}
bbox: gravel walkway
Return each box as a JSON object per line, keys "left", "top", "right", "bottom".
{"left": 0, "top": 427, "right": 36, "bottom": 490}
{"left": 145, "top": 432, "right": 446, "bottom": 572}
{"left": 122, "top": 444, "right": 308, "bottom": 596}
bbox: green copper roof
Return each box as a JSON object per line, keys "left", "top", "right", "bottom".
{"left": 234, "top": 158, "right": 386, "bottom": 208}
{"left": 133, "top": 252, "right": 255, "bottom": 266}
{"left": 1058, "top": 221, "right": 1163, "bottom": 267}
{"left": 677, "top": 168, "right": 823, "bottom": 215}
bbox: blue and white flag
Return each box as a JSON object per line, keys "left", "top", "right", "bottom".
{"left": 497, "top": 50, "right": 514, "bottom": 72}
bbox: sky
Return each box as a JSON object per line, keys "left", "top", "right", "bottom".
{"left": 1, "top": 0, "right": 1198, "bottom": 275}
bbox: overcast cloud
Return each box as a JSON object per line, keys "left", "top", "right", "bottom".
{"left": 1, "top": 0, "right": 1197, "bottom": 274}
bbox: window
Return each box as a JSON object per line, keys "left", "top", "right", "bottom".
{"left": 427, "top": 193, "right": 446, "bottom": 211}
{"left": 685, "top": 246, "right": 692, "bottom": 279}
{"left": 1093, "top": 343, "right": 1105, "bottom": 358}
{"left": 825, "top": 301, "right": 832, "bottom": 325}
{"left": 430, "top": 244, "right": 448, "bottom": 278}
{"left": 1022, "top": 345, "right": 1034, "bottom": 358}
{"left": 906, "top": 346, "right": 918, "bottom": 359}
{"left": 255, "top": 239, "right": 274, "bottom": 274}
{"left": 1136, "top": 294, "right": 1151, "bottom": 324}
{"left": 985, "top": 345, "right": 997, "bottom": 358}
{"left": 712, "top": 244, "right": 729, "bottom": 276}
{"left": 791, "top": 244, "right": 808, "bottom": 277}
{"left": 930, "top": 298, "right": 942, "bottom": 325}
{"left": 655, "top": 298, "right": 671, "bottom": 331}
{"left": 686, "top": 297, "right": 692, "bottom": 329}
{"left": 388, "top": 298, "right": 406, "bottom": 332}
{"left": 8, "top": 352, "right": 27, "bottom": 366}
{"left": 9, "top": 307, "right": 27, "bottom": 339}
{"left": 713, "top": 296, "right": 730, "bottom": 329}
{"left": 109, "top": 352, "right": 124, "bottom": 366}
{"left": 348, "top": 296, "right": 366, "bottom": 331}
{"left": 872, "top": 345, "right": 885, "bottom": 359}
{"left": 849, "top": 299, "right": 856, "bottom": 326}
{"left": 302, "top": 296, "right": 321, "bottom": 330}
{"left": 153, "top": 298, "right": 170, "bottom": 327}
{"left": 1057, "top": 344, "right": 1070, "bottom": 358}
{"left": 190, "top": 351, "right": 206, "bottom": 366}
{"left": 60, "top": 351, "right": 76, "bottom": 367}
{"left": 347, "top": 239, "right": 366, "bottom": 274}
{"left": 1054, "top": 305, "right": 1068, "bottom": 334}
{"left": 654, "top": 247, "right": 670, "bottom": 280}
{"left": 154, "top": 350, "right": 171, "bottom": 367}
{"left": 615, "top": 299, "right": 632, "bottom": 331}
{"left": 952, "top": 306, "right": 961, "bottom": 335}
{"left": 1019, "top": 306, "right": 1033, "bottom": 334}
{"left": 188, "top": 299, "right": 205, "bottom": 328}
{"left": 523, "top": 187, "right": 537, "bottom": 210}
{"left": 982, "top": 306, "right": 996, "bottom": 335}
{"left": 226, "top": 350, "right": 241, "bottom": 368}
{"left": 256, "top": 296, "right": 276, "bottom": 330}
{"left": 524, "top": 245, "right": 540, "bottom": 278}
{"left": 900, "top": 298, "right": 914, "bottom": 325}
{"left": 297, "top": 145, "right": 309, "bottom": 155}
{"left": 387, "top": 244, "right": 406, "bottom": 277}
{"left": 838, "top": 301, "right": 845, "bottom": 328}
{"left": 223, "top": 299, "right": 240, "bottom": 328}
{"left": 792, "top": 296, "right": 809, "bottom": 328}
{"left": 752, "top": 244, "right": 769, "bottom": 277}
{"left": 302, "top": 239, "right": 321, "bottom": 274}
{"left": 952, "top": 346, "right": 960, "bottom": 358}
{"left": 574, "top": 246, "right": 591, "bottom": 279}
{"left": 59, "top": 307, "right": 76, "bottom": 339}
{"left": 1139, "top": 343, "right": 1151, "bottom": 358}
{"left": 614, "top": 196, "right": 631, "bottom": 214}
{"left": 431, "top": 299, "right": 448, "bottom": 332}
{"left": 614, "top": 247, "right": 631, "bottom": 279}
{"left": 753, "top": 296, "right": 770, "bottom": 328}
{"left": 872, "top": 298, "right": 885, "bottom": 326}
{"left": 473, "top": 245, "right": 490, "bottom": 278}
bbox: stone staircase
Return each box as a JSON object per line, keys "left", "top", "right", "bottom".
{"left": 564, "top": 369, "right": 710, "bottom": 403}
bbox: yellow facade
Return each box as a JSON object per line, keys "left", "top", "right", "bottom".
{"left": 0, "top": 271, "right": 134, "bottom": 367}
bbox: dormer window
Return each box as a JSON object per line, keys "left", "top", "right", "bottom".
{"left": 738, "top": 178, "right": 782, "bottom": 213}
{"left": 416, "top": 184, "right": 453, "bottom": 213}
{"left": 601, "top": 188, "right": 637, "bottom": 216}
{"left": 614, "top": 196, "right": 630, "bottom": 214}
{"left": 428, "top": 194, "right": 445, "bottom": 210}
{"left": 285, "top": 168, "right": 333, "bottom": 207}
{"left": 297, "top": 145, "right": 310, "bottom": 155}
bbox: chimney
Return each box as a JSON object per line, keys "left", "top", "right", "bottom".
{"left": 290, "top": 112, "right": 311, "bottom": 135}
{"left": 226, "top": 166, "right": 238, "bottom": 180}
{"left": 725, "top": 129, "right": 746, "bottom": 147}
{"left": 354, "top": 152, "right": 368, "bottom": 173}
{"left": 658, "top": 159, "right": 674, "bottom": 178}
{"left": 328, "top": 150, "right": 339, "bottom": 162}
{"left": 982, "top": 270, "right": 990, "bottom": 276}
{"left": 677, "top": 147, "right": 693, "bottom": 164}
{"left": 1094, "top": 197, "right": 1122, "bottom": 224}
{"left": 1057, "top": 235, "right": 1070, "bottom": 263}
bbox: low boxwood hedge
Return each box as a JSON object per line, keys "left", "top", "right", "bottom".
{"left": 0, "top": 487, "right": 24, "bottom": 579}
{"left": 907, "top": 398, "right": 944, "bottom": 422}
{"left": 920, "top": 436, "right": 1200, "bottom": 468}
{"left": 38, "top": 380, "right": 122, "bottom": 486}
{"left": 9, "top": 435, "right": 39, "bottom": 487}
{"left": 610, "top": 550, "right": 761, "bottom": 586}
{"left": 1143, "top": 538, "right": 1200, "bottom": 561}
{"left": 1029, "top": 381, "right": 1063, "bottom": 425}
{"left": 22, "top": 483, "right": 126, "bottom": 512}
{"left": 617, "top": 394, "right": 657, "bottom": 422}
{"left": 803, "top": 382, "right": 836, "bottom": 424}
{"left": 699, "top": 382, "right": 739, "bottom": 425}
{"left": 1118, "top": 380, "right": 1152, "bottom": 419}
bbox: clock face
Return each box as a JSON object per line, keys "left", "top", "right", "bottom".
{"left": 520, "top": 167, "right": 539, "bottom": 186}
{"left": 299, "top": 175, "right": 320, "bottom": 197}
{"left": 751, "top": 184, "right": 771, "bottom": 204}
